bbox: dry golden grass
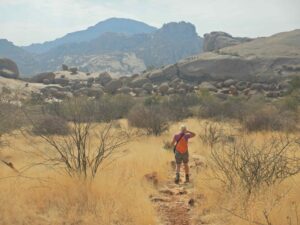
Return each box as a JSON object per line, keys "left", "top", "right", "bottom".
{"left": 0, "top": 118, "right": 299, "bottom": 225}
{"left": 0, "top": 121, "right": 173, "bottom": 225}
{"left": 194, "top": 129, "right": 300, "bottom": 225}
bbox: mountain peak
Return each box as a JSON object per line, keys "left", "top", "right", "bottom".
{"left": 24, "top": 18, "right": 157, "bottom": 54}
{"left": 160, "top": 21, "right": 197, "bottom": 34}
{"left": 86, "top": 17, "right": 157, "bottom": 35}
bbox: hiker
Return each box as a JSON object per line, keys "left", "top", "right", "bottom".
{"left": 171, "top": 125, "right": 195, "bottom": 184}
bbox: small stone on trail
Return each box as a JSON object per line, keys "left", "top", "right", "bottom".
{"left": 188, "top": 198, "right": 195, "bottom": 207}
{"left": 176, "top": 188, "right": 188, "bottom": 195}
{"left": 159, "top": 189, "right": 175, "bottom": 195}
{"left": 151, "top": 196, "right": 171, "bottom": 202}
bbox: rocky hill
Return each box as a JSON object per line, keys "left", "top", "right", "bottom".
{"left": 0, "top": 19, "right": 203, "bottom": 77}
{"left": 218, "top": 29, "right": 300, "bottom": 58}
{"left": 147, "top": 29, "right": 300, "bottom": 83}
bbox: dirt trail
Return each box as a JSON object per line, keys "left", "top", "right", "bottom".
{"left": 153, "top": 180, "right": 194, "bottom": 225}
{"left": 149, "top": 157, "right": 203, "bottom": 225}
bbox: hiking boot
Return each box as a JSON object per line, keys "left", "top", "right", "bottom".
{"left": 175, "top": 173, "right": 180, "bottom": 184}
{"left": 185, "top": 174, "right": 190, "bottom": 183}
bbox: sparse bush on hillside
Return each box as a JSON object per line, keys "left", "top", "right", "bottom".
{"left": 143, "top": 94, "right": 199, "bottom": 121}
{"left": 128, "top": 104, "right": 169, "bottom": 136}
{"left": 197, "top": 94, "right": 224, "bottom": 119}
{"left": 42, "top": 97, "right": 97, "bottom": 123}
{"left": 161, "top": 93, "right": 199, "bottom": 120}
{"left": 95, "top": 94, "right": 135, "bottom": 122}
{"left": 289, "top": 75, "right": 300, "bottom": 92}
{"left": 243, "top": 106, "right": 298, "bottom": 132}
{"left": 0, "top": 103, "right": 15, "bottom": 137}
{"left": 198, "top": 94, "right": 248, "bottom": 120}
{"left": 44, "top": 95, "right": 136, "bottom": 123}
{"left": 144, "top": 95, "right": 161, "bottom": 106}
{"left": 0, "top": 102, "right": 25, "bottom": 138}
{"left": 32, "top": 115, "right": 70, "bottom": 135}
{"left": 277, "top": 90, "right": 300, "bottom": 112}
{"left": 196, "top": 91, "right": 299, "bottom": 132}
{"left": 0, "top": 99, "right": 26, "bottom": 171}
{"left": 210, "top": 135, "right": 300, "bottom": 194}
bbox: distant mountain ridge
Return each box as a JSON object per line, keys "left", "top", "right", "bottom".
{"left": 23, "top": 18, "right": 158, "bottom": 54}
{"left": 38, "top": 22, "right": 202, "bottom": 72}
{"left": 0, "top": 18, "right": 203, "bottom": 76}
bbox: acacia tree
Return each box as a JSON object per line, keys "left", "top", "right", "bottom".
{"left": 24, "top": 97, "right": 132, "bottom": 180}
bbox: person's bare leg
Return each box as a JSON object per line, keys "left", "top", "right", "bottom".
{"left": 184, "top": 163, "right": 189, "bottom": 182}
{"left": 175, "top": 163, "right": 181, "bottom": 183}
{"left": 176, "top": 163, "right": 181, "bottom": 173}
{"left": 184, "top": 163, "right": 189, "bottom": 174}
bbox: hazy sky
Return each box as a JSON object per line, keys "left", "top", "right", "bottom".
{"left": 0, "top": 0, "right": 299, "bottom": 46}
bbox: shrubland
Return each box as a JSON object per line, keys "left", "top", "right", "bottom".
{"left": 0, "top": 85, "right": 299, "bottom": 225}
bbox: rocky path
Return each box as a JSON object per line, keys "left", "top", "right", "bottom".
{"left": 152, "top": 181, "right": 194, "bottom": 225}
{"left": 148, "top": 159, "right": 202, "bottom": 225}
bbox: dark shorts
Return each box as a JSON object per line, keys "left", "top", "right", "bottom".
{"left": 175, "top": 150, "right": 189, "bottom": 164}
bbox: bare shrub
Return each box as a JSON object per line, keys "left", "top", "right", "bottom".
{"left": 210, "top": 135, "right": 300, "bottom": 194}
{"left": 24, "top": 97, "right": 132, "bottom": 180}
{"left": 128, "top": 104, "right": 169, "bottom": 136}
{"left": 32, "top": 115, "right": 70, "bottom": 135}
{"left": 199, "top": 121, "right": 236, "bottom": 148}
{"left": 199, "top": 121, "right": 225, "bottom": 148}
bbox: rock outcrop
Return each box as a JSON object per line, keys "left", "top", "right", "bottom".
{"left": 104, "top": 79, "right": 122, "bottom": 94}
{"left": 30, "top": 72, "right": 55, "bottom": 83}
{"left": 0, "top": 58, "right": 19, "bottom": 79}
{"left": 203, "top": 31, "right": 252, "bottom": 52}
{"left": 96, "top": 72, "right": 112, "bottom": 86}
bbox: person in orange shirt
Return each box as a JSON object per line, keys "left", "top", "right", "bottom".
{"left": 171, "top": 125, "right": 195, "bottom": 184}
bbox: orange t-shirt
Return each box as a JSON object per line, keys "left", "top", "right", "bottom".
{"left": 174, "top": 133, "right": 191, "bottom": 153}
